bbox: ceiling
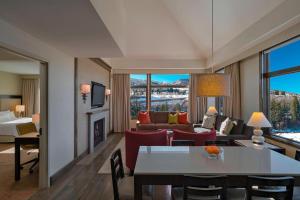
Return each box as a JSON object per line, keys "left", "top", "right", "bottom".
{"left": 0, "top": 0, "right": 299, "bottom": 70}
{"left": 0, "top": 49, "right": 40, "bottom": 74}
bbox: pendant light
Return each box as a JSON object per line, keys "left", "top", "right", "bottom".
{"left": 197, "top": 0, "right": 230, "bottom": 97}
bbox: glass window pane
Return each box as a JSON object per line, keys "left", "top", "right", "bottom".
{"left": 130, "top": 74, "right": 147, "bottom": 119}
{"left": 268, "top": 39, "right": 300, "bottom": 72}
{"left": 151, "top": 74, "right": 189, "bottom": 86}
{"left": 269, "top": 72, "right": 300, "bottom": 142}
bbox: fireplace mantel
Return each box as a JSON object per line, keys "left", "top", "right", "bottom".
{"left": 86, "top": 109, "right": 109, "bottom": 153}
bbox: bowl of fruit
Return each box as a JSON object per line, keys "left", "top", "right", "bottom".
{"left": 204, "top": 146, "right": 221, "bottom": 159}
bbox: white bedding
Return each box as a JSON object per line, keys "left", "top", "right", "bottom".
{"left": 0, "top": 118, "right": 32, "bottom": 137}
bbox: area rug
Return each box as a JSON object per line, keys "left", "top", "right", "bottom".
{"left": 98, "top": 137, "right": 130, "bottom": 174}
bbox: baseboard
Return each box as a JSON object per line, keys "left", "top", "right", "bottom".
{"left": 50, "top": 149, "right": 89, "bottom": 185}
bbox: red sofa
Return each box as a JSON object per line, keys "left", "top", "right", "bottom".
{"left": 172, "top": 129, "right": 216, "bottom": 146}
{"left": 125, "top": 129, "right": 168, "bottom": 172}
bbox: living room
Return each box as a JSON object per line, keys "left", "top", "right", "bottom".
{"left": 0, "top": 0, "right": 300, "bottom": 200}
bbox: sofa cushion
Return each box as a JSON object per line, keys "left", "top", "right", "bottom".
{"left": 149, "top": 111, "right": 169, "bottom": 123}
{"left": 215, "top": 115, "right": 227, "bottom": 130}
{"left": 136, "top": 124, "right": 159, "bottom": 131}
{"left": 230, "top": 118, "right": 244, "bottom": 135}
{"left": 202, "top": 115, "right": 216, "bottom": 129}
{"left": 138, "top": 111, "right": 151, "bottom": 124}
{"left": 168, "top": 113, "right": 178, "bottom": 124}
{"left": 178, "top": 112, "right": 188, "bottom": 124}
{"left": 219, "top": 117, "right": 234, "bottom": 135}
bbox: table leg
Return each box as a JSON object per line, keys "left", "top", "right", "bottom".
{"left": 15, "top": 141, "right": 20, "bottom": 181}
{"left": 134, "top": 175, "right": 142, "bottom": 200}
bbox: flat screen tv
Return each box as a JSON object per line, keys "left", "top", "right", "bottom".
{"left": 91, "top": 81, "right": 105, "bottom": 108}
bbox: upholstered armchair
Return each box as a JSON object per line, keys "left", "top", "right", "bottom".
{"left": 125, "top": 129, "right": 168, "bottom": 173}
{"left": 172, "top": 129, "right": 216, "bottom": 146}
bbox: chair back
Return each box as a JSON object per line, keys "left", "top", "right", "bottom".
{"left": 173, "top": 129, "right": 216, "bottom": 146}
{"left": 183, "top": 175, "right": 227, "bottom": 200}
{"left": 172, "top": 140, "right": 195, "bottom": 146}
{"left": 16, "top": 122, "right": 37, "bottom": 135}
{"left": 205, "top": 140, "right": 230, "bottom": 146}
{"left": 295, "top": 150, "right": 300, "bottom": 161}
{"left": 246, "top": 176, "right": 294, "bottom": 200}
{"left": 110, "top": 149, "right": 124, "bottom": 200}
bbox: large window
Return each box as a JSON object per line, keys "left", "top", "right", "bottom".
{"left": 130, "top": 74, "right": 189, "bottom": 118}
{"left": 262, "top": 37, "right": 300, "bottom": 143}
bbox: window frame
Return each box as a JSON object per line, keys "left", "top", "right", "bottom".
{"left": 130, "top": 74, "right": 190, "bottom": 118}
{"left": 261, "top": 35, "right": 300, "bottom": 147}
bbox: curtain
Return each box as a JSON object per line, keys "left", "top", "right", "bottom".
{"left": 223, "top": 62, "right": 241, "bottom": 119}
{"left": 22, "top": 79, "right": 40, "bottom": 117}
{"left": 112, "top": 74, "right": 130, "bottom": 132}
{"left": 189, "top": 74, "right": 207, "bottom": 123}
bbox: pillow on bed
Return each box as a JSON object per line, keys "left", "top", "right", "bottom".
{"left": 0, "top": 110, "right": 10, "bottom": 116}
{"left": 0, "top": 114, "right": 10, "bottom": 123}
{"left": 8, "top": 112, "right": 17, "bottom": 120}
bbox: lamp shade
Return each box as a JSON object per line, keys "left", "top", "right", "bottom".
{"left": 32, "top": 113, "right": 40, "bottom": 123}
{"left": 206, "top": 106, "right": 218, "bottom": 115}
{"left": 197, "top": 74, "right": 230, "bottom": 97}
{"left": 80, "top": 84, "right": 91, "bottom": 94}
{"left": 16, "top": 105, "right": 25, "bottom": 112}
{"left": 247, "top": 112, "right": 272, "bottom": 128}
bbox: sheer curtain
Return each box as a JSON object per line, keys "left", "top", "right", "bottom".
{"left": 189, "top": 74, "right": 207, "bottom": 123}
{"left": 223, "top": 62, "right": 241, "bottom": 119}
{"left": 22, "top": 79, "right": 40, "bottom": 117}
{"left": 112, "top": 74, "right": 131, "bottom": 132}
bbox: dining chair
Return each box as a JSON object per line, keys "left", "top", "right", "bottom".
{"left": 272, "top": 148, "right": 286, "bottom": 155}
{"left": 184, "top": 175, "right": 227, "bottom": 200}
{"left": 16, "top": 122, "right": 39, "bottom": 173}
{"left": 246, "top": 176, "right": 294, "bottom": 200}
{"left": 295, "top": 150, "right": 300, "bottom": 161}
{"left": 172, "top": 140, "right": 195, "bottom": 146}
{"left": 205, "top": 140, "right": 231, "bottom": 146}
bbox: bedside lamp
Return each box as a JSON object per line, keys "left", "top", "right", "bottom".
{"left": 206, "top": 106, "right": 218, "bottom": 116}
{"left": 16, "top": 105, "right": 25, "bottom": 118}
{"left": 247, "top": 112, "right": 272, "bottom": 144}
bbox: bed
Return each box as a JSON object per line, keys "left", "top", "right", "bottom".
{"left": 0, "top": 95, "right": 32, "bottom": 142}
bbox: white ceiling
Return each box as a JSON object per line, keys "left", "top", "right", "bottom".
{"left": 0, "top": 0, "right": 299, "bottom": 70}
{"left": 0, "top": 49, "right": 40, "bottom": 74}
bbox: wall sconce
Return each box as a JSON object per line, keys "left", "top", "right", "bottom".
{"left": 16, "top": 105, "right": 25, "bottom": 118}
{"left": 80, "top": 84, "right": 91, "bottom": 104}
{"left": 105, "top": 88, "right": 111, "bottom": 101}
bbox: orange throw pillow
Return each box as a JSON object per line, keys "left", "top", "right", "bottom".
{"left": 138, "top": 111, "right": 151, "bottom": 124}
{"left": 178, "top": 112, "right": 188, "bottom": 124}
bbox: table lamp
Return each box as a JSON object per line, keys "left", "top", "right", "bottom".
{"left": 206, "top": 106, "right": 218, "bottom": 116}
{"left": 16, "top": 105, "right": 25, "bottom": 118}
{"left": 247, "top": 112, "right": 272, "bottom": 144}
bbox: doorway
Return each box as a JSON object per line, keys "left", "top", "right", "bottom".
{"left": 0, "top": 47, "right": 48, "bottom": 199}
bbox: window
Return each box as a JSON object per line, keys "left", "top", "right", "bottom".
{"left": 262, "top": 37, "right": 300, "bottom": 143}
{"left": 130, "top": 74, "right": 147, "bottom": 119}
{"left": 130, "top": 74, "right": 190, "bottom": 118}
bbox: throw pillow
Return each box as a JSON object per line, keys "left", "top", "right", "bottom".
{"left": 201, "top": 115, "right": 216, "bottom": 129}
{"left": 168, "top": 113, "right": 178, "bottom": 124}
{"left": 178, "top": 112, "right": 188, "bottom": 124}
{"left": 138, "top": 111, "right": 151, "bottom": 124}
{"left": 219, "top": 117, "right": 234, "bottom": 135}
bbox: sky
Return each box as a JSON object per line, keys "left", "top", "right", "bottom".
{"left": 269, "top": 38, "right": 300, "bottom": 94}
{"left": 130, "top": 74, "right": 189, "bottom": 83}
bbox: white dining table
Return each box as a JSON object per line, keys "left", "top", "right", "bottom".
{"left": 134, "top": 146, "right": 300, "bottom": 200}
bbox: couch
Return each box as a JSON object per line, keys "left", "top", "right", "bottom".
{"left": 136, "top": 111, "right": 193, "bottom": 131}
{"left": 172, "top": 129, "right": 216, "bottom": 146}
{"left": 194, "top": 115, "right": 253, "bottom": 141}
{"left": 125, "top": 129, "right": 168, "bottom": 173}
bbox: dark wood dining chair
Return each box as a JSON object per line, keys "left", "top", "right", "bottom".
{"left": 183, "top": 175, "right": 227, "bottom": 200}
{"left": 205, "top": 140, "right": 230, "bottom": 146}
{"left": 16, "top": 122, "right": 39, "bottom": 173}
{"left": 295, "top": 150, "right": 300, "bottom": 161}
{"left": 246, "top": 176, "right": 294, "bottom": 200}
{"left": 172, "top": 140, "right": 195, "bottom": 146}
{"left": 272, "top": 148, "right": 286, "bottom": 155}
{"left": 110, "top": 148, "right": 132, "bottom": 200}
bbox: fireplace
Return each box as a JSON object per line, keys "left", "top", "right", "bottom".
{"left": 94, "top": 119, "right": 105, "bottom": 147}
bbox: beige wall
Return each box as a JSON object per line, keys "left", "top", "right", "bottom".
{"left": 240, "top": 54, "right": 260, "bottom": 122}
{"left": 0, "top": 71, "right": 22, "bottom": 95}
{"left": 77, "top": 58, "right": 111, "bottom": 156}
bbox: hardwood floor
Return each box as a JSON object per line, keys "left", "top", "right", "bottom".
{"left": 29, "top": 133, "right": 171, "bottom": 200}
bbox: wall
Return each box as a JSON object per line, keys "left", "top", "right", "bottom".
{"left": 0, "top": 71, "right": 22, "bottom": 95}
{"left": 77, "top": 58, "right": 111, "bottom": 156}
{"left": 240, "top": 54, "right": 260, "bottom": 121}
{"left": 0, "top": 18, "right": 74, "bottom": 180}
